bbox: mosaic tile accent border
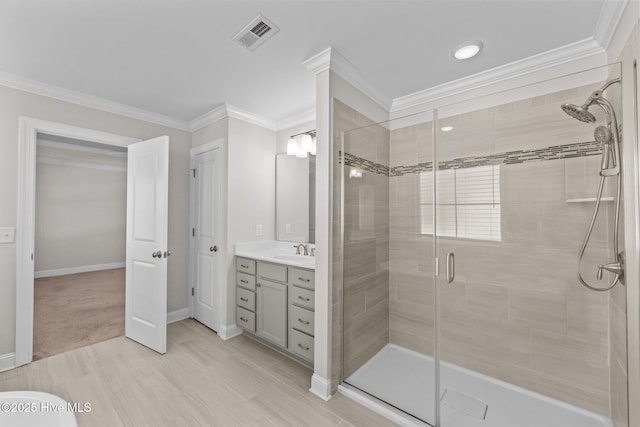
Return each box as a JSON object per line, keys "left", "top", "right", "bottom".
{"left": 343, "top": 152, "right": 390, "bottom": 176}
{"left": 344, "top": 140, "right": 603, "bottom": 177}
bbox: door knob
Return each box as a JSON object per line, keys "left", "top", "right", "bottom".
{"left": 164, "top": 250, "right": 172, "bottom": 258}
{"left": 152, "top": 251, "right": 162, "bottom": 258}
{"left": 210, "top": 246, "right": 218, "bottom": 252}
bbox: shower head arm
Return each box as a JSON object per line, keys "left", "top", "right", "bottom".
{"left": 600, "top": 77, "right": 621, "bottom": 93}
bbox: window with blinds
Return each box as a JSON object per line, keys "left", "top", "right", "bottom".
{"left": 419, "top": 164, "right": 501, "bottom": 241}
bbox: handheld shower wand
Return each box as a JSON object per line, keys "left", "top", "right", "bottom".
{"left": 561, "top": 78, "right": 624, "bottom": 291}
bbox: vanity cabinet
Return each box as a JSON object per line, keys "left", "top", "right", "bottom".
{"left": 235, "top": 256, "right": 315, "bottom": 366}
{"left": 256, "top": 279, "right": 288, "bottom": 348}
{"left": 235, "top": 257, "right": 257, "bottom": 332}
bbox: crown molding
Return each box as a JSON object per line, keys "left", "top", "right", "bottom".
{"left": 391, "top": 37, "right": 605, "bottom": 112}
{"left": 275, "top": 108, "right": 316, "bottom": 131}
{"left": 37, "top": 139, "right": 127, "bottom": 156}
{"left": 304, "top": 47, "right": 392, "bottom": 111}
{"left": 188, "top": 104, "right": 228, "bottom": 132}
{"left": 189, "top": 103, "right": 276, "bottom": 132}
{"left": 593, "top": 0, "right": 628, "bottom": 49}
{"left": 226, "top": 104, "right": 276, "bottom": 130}
{"left": 0, "top": 70, "right": 191, "bottom": 132}
{"left": 303, "top": 47, "right": 332, "bottom": 74}
{"left": 37, "top": 156, "right": 127, "bottom": 173}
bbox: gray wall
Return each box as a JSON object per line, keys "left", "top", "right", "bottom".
{"left": 35, "top": 147, "right": 126, "bottom": 273}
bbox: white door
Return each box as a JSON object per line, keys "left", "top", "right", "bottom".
{"left": 192, "top": 149, "right": 220, "bottom": 331}
{"left": 125, "top": 136, "right": 169, "bottom": 354}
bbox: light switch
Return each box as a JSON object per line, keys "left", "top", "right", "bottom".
{"left": 0, "top": 227, "right": 16, "bottom": 243}
{"left": 256, "top": 224, "right": 263, "bottom": 237}
{"left": 285, "top": 223, "right": 291, "bottom": 234}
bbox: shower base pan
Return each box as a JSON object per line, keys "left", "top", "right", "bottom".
{"left": 342, "top": 344, "right": 612, "bottom": 427}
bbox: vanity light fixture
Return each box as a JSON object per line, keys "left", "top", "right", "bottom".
{"left": 441, "top": 126, "right": 454, "bottom": 132}
{"left": 310, "top": 136, "right": 317, "bottom": 155}
{"left": 287, "top": 130, "right": 317, "bottom": 157}
{"left": 453, "top": 41, "right": 483, "bottom": 60}
{"left": 286, "top": 138, "right": 298, "bottom": 155}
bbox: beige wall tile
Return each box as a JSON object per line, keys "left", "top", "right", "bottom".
{"left": 466, "top": 283, "right": 509, "bottom": 320}
{"left": 530, "top": 330, "right": 609, "bottom": 391}
{"left": 508, "top": 288, "right": 567, "bottom": 333}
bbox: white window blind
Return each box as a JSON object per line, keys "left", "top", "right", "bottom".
{"left": 419, "top": 164, "right": 501, "bottom": 241}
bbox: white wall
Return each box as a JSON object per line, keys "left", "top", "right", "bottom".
{"left": 225, "top": 117, "right": 276, "bottom": 325}
{"left": 0, "top": 85, "right": 192, "bottom": 356}
{"left": 35, "top": 160, "right": 126, "bottom": 273}
{"left": 192, "top": 117, "right": 277, "bottom": 328}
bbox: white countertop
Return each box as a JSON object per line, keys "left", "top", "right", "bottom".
{"left": 235, "top": 240, "right": 316, "bottom": 270}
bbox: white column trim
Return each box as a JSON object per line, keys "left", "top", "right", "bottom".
{"left": 310, "top": 373, "right": 333, "bottom": 401}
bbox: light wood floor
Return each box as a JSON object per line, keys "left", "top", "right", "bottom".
{"left": 34, "top": 268, "right": 125, "bottom": 360}
{"left": 0, "top": 319, "right": 394, "bottom": 426}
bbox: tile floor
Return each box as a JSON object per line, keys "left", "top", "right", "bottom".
{"left": 0, "top": 319, "right": 394, "bottom": 426}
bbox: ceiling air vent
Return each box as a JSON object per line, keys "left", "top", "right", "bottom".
{"left": 232, "top": 14, "right": 279, "bottom": 51}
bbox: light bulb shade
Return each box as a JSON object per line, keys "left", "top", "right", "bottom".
{"left": 310, "top": 137, "right": 317, "bottom": 156}
{"left": 295, "top": 144, "right": 308, "bottom": 158}
{"left": 286, "top": 138, "right": 298, "bottom": 156}
{"left": 301, "top": 134, "right": 313, "bottom": 152}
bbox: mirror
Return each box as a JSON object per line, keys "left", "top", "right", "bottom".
{"left": 276, "top": 153, "right": 315, "bottom": 243}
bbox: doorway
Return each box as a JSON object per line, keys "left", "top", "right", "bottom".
{"left": 33, "top": 134, "right": 128, "bottom": 360}
{"left": 16, "top": 117, "right": 170, "bottom": 367}
{"left": 189, "top": 140, "right": 224, "bottom": 333}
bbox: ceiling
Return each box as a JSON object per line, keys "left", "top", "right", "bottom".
{"left": 0, "top": 1, "right": 623, "bottom": 128}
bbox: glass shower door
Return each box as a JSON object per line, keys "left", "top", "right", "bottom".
{"left": 434, "top": 65, "right": 627, "bottom": 427}
{"left": 339, "top": 106, "right": 437, "bottom": 425}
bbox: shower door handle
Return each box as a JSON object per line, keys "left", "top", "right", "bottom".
{"left": 445, "top": 252, "right": 455, "bottom": 284}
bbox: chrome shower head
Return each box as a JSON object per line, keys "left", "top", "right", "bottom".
{"left": 561, "top": 103, "right": 596, "bottom": 123}
{"left": 594, "top": 126, "right": 612, "bottom": 145}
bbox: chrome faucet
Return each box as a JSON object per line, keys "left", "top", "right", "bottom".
{"left": 293, "top": 243, "right": 308, "bottom": 255}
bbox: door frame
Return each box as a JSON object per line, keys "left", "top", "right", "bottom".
{"left": 15, "top": 117, "right": 140, "bottom": 367}
{"left": 188, "top": 139, "right": 227, "bottom": 335}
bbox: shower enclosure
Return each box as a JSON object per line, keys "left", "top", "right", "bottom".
{"left": 337, "top": 64, "right": 629, "bottom": 427}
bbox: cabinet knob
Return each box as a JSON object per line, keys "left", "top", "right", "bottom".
{"left": 210, "top": 246, "right": 218, "bottom": 252}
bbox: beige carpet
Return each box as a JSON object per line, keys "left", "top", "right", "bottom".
{"left": 33, "top": 268, "right": 125, "bottom": 361}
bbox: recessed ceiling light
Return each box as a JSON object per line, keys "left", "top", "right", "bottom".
{"left": 441, "top": 126, "right": 454, "bottom": 132}
{"left": 453, "top": 41, "right": 483, "bottom": 60}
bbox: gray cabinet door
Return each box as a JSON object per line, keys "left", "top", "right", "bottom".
{"left": 256, "top": 279, "right": 288, "bottom": 348}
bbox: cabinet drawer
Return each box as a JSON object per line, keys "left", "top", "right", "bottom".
{"left": 236, "top": 307, "right": 255, "bottom": 333}
{"left": 291, "top": 286, "right": 314, "bottom": 311}
{"left": 289, "top": 329, "right": 314, "bottom": 362}
{"left": 236, "top": 287, "right": 255, "bottom": 312}
{"left": 236, "top": 272, "right": 256, "bottom": 291}
{"left": 257, "top": 262, "right": 287, "bottom": 283}
{"left": 290, "top": 304, "right": 314, "bottom": 336}
{"left": 236, "top": 257, "right": 256, "bottom": 275}
{"left": 289, "top": 267, "right": 314, "bottom": 290}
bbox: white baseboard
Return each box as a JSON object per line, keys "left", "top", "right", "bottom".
{"left": 310, "top": 373, "right": 333, "bottom": 401}
{"left": 35, "top": 262, "right": 126, "bottom": 278}
{"left": 217, "top": 323, "right": 243, "bottom": 340}
{"left": 0, "top": 353, "right": 16, "bottom": 373}
{"left": 167, "top": 308, "right": 190, "bottom": 324}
